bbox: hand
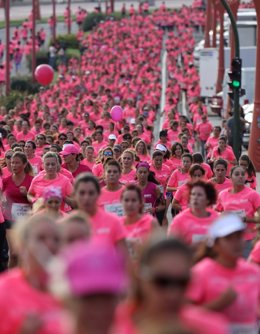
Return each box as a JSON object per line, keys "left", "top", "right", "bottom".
{"left": 219, "top": 287, "right": 237, "bottom": 307}
{"left": 19, "top": 186, "right": 27, "bottom": 196}
{"left": 20, "top": 313, "right": 43, "bottom": 334}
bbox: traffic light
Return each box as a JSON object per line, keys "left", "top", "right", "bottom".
{"left": 227, "top": 58, "right": 242, "bottom": 101}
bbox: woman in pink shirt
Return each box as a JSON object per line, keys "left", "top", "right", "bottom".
{"left": 167, "top": 153, "right": 193, "bottom": 194}
{"left": 34, "top": 186, "right": 64, "bottom": 220}
{"left": 98, "top": 159, "right": 124, "bottom": 216}
{"left": 1, "top": 150, "right": 13, "bottom": 178}
{"left": 188, "top": 214, "right": 260, "bottom": 334}
{"left": 172, "top": 164, "right": 206, "bottom": 214}
{"left": 210, "top": 136, "right": 236, "bottom": 174}
{"left": 82, "top": 146, "right": 96, "bottom": 171}
{"left": 114, "top": 237, "right": 229, "bottom": 334}
{"left": 169, "top": 142, "right": 184, "bottom": 170}
{"left": 239, "top": 154, "right": 257, "bottom": 190}
{"left": 73, "top": 173, "right": 126, "bottom": 248}
{"left": 216, "top": 165, "right": 260, "bottom": 256}
{"left": 168, "top": 180, "right": 218, "bottom": 246}
{"left": 120, "top": 150, "right": 136, "bottom": 185}
{"left": 2, "top": 152, "right": 34, "bottom": 267}
{"left": 24, "top": 140, "right": 42, "bottom": 176}
{"left": 135, "top": 140, "right": 150, "bottom": 163}
{"left": 120, "top": 184, "right": 159, "bottom": 259}
{"left": 0, "top": 214, "right": 62, "bottom": 334}
{"left": 28, "top": 152, "right": 74, "bottom": 212}
{"left": 209, "top": 159, "right": 232, "bottom": 194}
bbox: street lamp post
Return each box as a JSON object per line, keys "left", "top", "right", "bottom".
{"left": 68, "top": 0, "right": 71, "bottom": 34}
{"left": 216, "top": 2, "right": 225, "bottom": 92}
{"left": 32, "top": 0, "right": 36, "bottom": 82}
{"left": 4, "top": 0, "right": 10, "bottom": 95}
{"left": 204, "top": 0, "right": 212, "bottom": 47}
{"left": 52, "top": 0, "right": 56, "bottom": 41}
{"left": 212, "top": 0, "right": 217, "bottom": 47}
{"left": 248, "top": 0, "right": 260, "bottom": 170}
{"left": 220, "top": 0, "right": 241, "bottom": 160}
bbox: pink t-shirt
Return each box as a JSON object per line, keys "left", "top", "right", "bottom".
{"left": 90, "top": 207, "right": 126, "bottom": 245}
{"left": 120, "top": 214, "right": 154, "bottom": 259}
{"left": 249, "top": 241, "right": 260, "bottom": 264}
{"left": 28, "top": 172, "right": 73, "bottom": 212}
{"left": 150, "top": 163, "right": 170, "bottom": 190}
{"left": 0, "top": 269, "right": 62, "bottom": 334}
{"left": 120, "top": 169, "right": 136, "bottom": 185}
{"left": 168, "top": 208, "right": 219, "bottom": 245}
{"left": 210, "top": 178, "right": 232, "bottom": 194}
{"left": 98, "top": 186, "right": 124, "bottom": 217}
{"left": 167, "top": 169, "right": 189, "bottom": 191}
{"left": 196, "top": 121, "right": 213, "bottom": 141}
{"left": 173, "top": 183, "right": 189, "bottom": 210}
{"left": 188, "top": 258, "right": 260, "bottom": 328}
{"left": 216, "top": 187, "right": 260, "bottom": 240}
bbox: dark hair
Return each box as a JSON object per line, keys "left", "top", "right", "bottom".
{"left": 189, "top": 164, "right": 205, "bottom": 177}
{"left": 187, "top": 180, "right": 217, "bottom": 206}
{"left": 213, "top": 158, "right": 228, "bottom": 170}
{"left": 74, "top": 173, "right": 101, "bottom": 195}
{"left": 181, "top": 153, "right": 192, "bottom": 162}
{"left": 171, "top": 142, "right": 184, "bottom": 157}
{"left": 192, "top": 152, "right": 203, "bottom": 164}
{"left": 104, "top": 159, "right": 121, "bottom": 173}
{"left": 140, "top": 237, "right": 192, "bottom": 267}
{"left": 217, "top": 136, "right": 227, "bottom": 155}
{"left": 159, "top": 129, "right": 168, "bottom": 138}
{"left": 239, "top": 154, "right": 256, "bottom": 177}
{"left": 121, "top": 184, "right": 143, "bottom": 213}
{"left": 26, "top": 140, "right": 36, "bottom": 150}
{"left": 152, "top": 150, "right": 163, "bottom": 159}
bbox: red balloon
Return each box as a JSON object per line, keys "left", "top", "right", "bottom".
{"left": 34, "top": 64, "right": 54, "bottom": 86}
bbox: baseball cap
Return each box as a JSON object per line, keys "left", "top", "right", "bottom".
{"left": 208, "top": 214, "right": 246, "bottom": 245}
{"left": 60, "top": 144, "right": 79, "bottom": 156}
{"left": 155, "top": 143, "right": 167, "bottom": 152}
{"left": 49, "top": 239, "right": 127, "bottom": 298}
{"left": 108, "top": 134, "right": 117, "bottom": 140}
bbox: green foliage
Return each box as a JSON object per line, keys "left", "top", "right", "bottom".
{"left": 0, "top": 91, "right": 24, "bottom": 111}
{"left": 11, "top": 76, "right": 40, "bottom": 94}
{"left": 53, "top": 34, "right": 79, "bottom": 49}
{"left": 83, "top": 12, "right": 106, "bottom": 31}
{"left": 65, "top": 48, "right": 81, "bottom": 60}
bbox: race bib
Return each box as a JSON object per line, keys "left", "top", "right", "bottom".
{"left": 231, "top": 323, "right": 258, "bottom": 334}
{"left": 11, "top": 203, "right": 31, "bottom": 220}
{"left": 104, "top": 203, "right": 124, "bottom": 217}
{"left": 230, "top": 210, "right": 246, "bottom": 219}
{"left": 144, "top": 203, "right": 152, "bottom": 213}
{"left": 192, "top": 234, "right": 206, "bottom": 244}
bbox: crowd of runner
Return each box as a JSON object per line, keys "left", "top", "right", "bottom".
{"left": 0, "top": 1, "right": 259, "bottom": 333}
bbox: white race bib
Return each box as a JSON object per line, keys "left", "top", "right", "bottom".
{"left": 230, "top": 210, "right": 246, "bottom": 219}
{"left": 11, "top": 203, "right": 31, "bottom": 220}
{"left": 231, "top": 323, "right": 258, "bottom": 334}
{"left": 104, "top": 203, "right": 124, "bottom": 217}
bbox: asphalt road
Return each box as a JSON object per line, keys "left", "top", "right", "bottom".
{"left": 0, "top": 0, "right": 194, "bottom": 21}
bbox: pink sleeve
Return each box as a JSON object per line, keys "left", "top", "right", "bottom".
{"left": 251, "top": 191, "right": 260, "bottom": 210}
{"left": 112, "top": 219, "right": 126, "bottom": 243}
{"left": 186, "top": 267, "right": 205, "bottom": 303}
{"left": 215, "top": 192, "right": 224, "bottom": 212}
{"left": 167, "top": 171, "right": 177, "bottom": 188}
{"left": 167, "top": 215, "right": 185, "bottom": 238}
{"left": 227, "top": 149, "right": 236, "bottom": 161}
{"left": 63, "top": 180, "right": 73, "bottom": 197}
{"left": 174, "top": 187, "right": 183, "bottom": 202}
{"left": 249, "top": 241, "right": 260, "bottom": 264}
{"left": 28, "top": 179, "right": 36, "bottom": 196}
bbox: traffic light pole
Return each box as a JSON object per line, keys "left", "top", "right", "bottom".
{"left": 220, "top": 0, "right": 241, "bottom": 160}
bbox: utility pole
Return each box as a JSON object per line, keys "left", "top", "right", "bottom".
{"left": 4, "top": 0, "right": 10, "bottom": 95}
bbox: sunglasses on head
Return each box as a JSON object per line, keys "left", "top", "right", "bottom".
{"left": 150, "top": 274, "right": 190, "bottom": 290}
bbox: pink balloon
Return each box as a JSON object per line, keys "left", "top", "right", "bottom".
{"left": 34, "top": 64, "right": 54, "bottom": 86}
{"left": 110, "top": 105, "right": 123, "bottom": 121}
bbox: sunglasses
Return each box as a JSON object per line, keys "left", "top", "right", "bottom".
{"left": 103, "top": 151, "right": 113, "bottom": 157}
{"left": 150, "top": 274, "right": 190, "bottom": 290}
{"left": 59, "top": 137, "right": 66, "bottom": 140}
{"left": 6, "top": 155, "right": 12, "bottom": 159}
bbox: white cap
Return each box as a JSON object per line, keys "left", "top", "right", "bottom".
{"left": 208, "top": 214, "right": 246, "bottom": 246}
{"left": 108, "top": 134, "right": 117, "bottom": 140}
{"left": 130, "top": 118, "right": 136, "bottom": 124}
{"left": 155, "top": 143, "right": 167, "bottom": 152}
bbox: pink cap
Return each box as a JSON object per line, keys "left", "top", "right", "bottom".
{"left": 43, "top": 186, "right": 62, "bottom": 201}
{"left": 60, "top": 144, "right": 79, "bottom": 156}
{"left": 50, "top": 239, "right": 127, "bottom": 297}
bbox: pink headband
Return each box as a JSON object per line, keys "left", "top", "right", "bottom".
{"left": 136, "top": 161, "right": 150, "bottom": 170}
